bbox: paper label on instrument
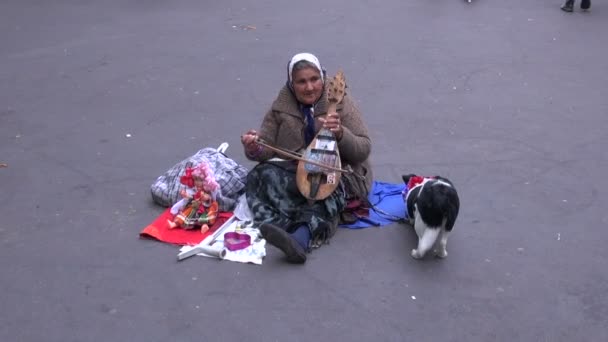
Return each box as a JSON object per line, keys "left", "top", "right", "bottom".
{"left": 315, "top": 140, "right": 335, "bottom": 151}
{"left": 327, "top": 172, "right": 336, "bottom": 184}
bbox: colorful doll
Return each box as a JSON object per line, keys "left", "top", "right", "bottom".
{"left": 167, "top": 162, "right": 220, "bottom": 233}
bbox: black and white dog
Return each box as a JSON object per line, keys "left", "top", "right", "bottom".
{"left": 402, "top": 174, "right": 460, "bottom": 259}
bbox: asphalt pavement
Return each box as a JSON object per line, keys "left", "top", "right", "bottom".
{"left": 1, "top": 1, "right": 607, "bottom": 341}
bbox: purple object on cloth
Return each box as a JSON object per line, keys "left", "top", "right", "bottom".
{"left": 224, "top": 232, "right": 251, "bottom": 251}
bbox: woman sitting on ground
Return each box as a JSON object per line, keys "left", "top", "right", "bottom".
{"left": 240, "top": 52, "right": 373, "bottom": 264}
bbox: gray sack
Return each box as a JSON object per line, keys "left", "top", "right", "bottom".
{"left": 150, "top": 143, "right": 249, "bottom": 212}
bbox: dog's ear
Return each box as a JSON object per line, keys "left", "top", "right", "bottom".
{"left": 402, "top": 174, "right": 416, "bottom": 184}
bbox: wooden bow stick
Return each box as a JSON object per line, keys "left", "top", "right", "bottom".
{"left": 255, "top": 138, "right": 351, "bottom": 174}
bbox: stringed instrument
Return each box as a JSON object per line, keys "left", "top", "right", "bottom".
{"left": 295, "top": 70, "right": 346, "bottom": 201}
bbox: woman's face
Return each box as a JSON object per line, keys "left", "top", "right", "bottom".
{"left": 292, "top": 67, "right": 323, "bottom": 105}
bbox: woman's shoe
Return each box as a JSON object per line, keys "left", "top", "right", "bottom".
{"left": 581, "top": 0, "right": 591, "bottom": 10}
{"left": 561, "top": 0, "right": 575, "bottom": 12}
{"left": 259, "top": 223, "right": 307, "bottom": 264}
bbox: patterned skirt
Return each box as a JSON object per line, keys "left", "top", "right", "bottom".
{"left": 245, "top": 160, "right": 346, "bottom": 246}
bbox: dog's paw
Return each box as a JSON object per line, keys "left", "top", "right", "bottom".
{"left": 411, "top": 249, "right": 423, "bottom": 259}
{"left": 435, "top": 249, "right": 448, "bottom": 259}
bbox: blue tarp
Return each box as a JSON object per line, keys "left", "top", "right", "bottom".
{"left": 340, "top": 181, "right": 407, "bottom": 229}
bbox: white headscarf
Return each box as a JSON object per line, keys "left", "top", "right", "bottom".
{"left": 287, "top": 52, "right": 325, "bottom": 85}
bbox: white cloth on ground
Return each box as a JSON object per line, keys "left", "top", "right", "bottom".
{"left": 179, "top": 219, "right": 266, "bottom": 265}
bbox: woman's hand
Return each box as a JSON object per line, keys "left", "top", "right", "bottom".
{"left": 320, "top": 112, "right": 343, "bottom": 140}
{"left": 241, "top": 129, "right": 261, "bottom": 155}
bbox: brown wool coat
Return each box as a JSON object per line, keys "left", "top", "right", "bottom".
{"left": 247, "top": 84, "right": 373, "bottom": 194}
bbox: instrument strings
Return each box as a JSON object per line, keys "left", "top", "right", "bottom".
{"left": 304, "top": 149, "right": 337, "bottom": 173}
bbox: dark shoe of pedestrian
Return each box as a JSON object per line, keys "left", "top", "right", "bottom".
{"left": 561, "top": 0, "right": 574, "bottom": 12}
{"left": 581, "top": 0, "right": 591, "bottom": 10}
{"left": 260, "top": 223, "right": 307, "bottom": 264}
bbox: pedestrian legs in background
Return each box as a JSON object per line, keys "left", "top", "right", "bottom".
{"left": 561, "top": 0, "right": 575, "bottom": 12}
{"left": 561, "top": 0, "right": 591, "bottom": 12}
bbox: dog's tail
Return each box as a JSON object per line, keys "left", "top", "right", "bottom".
{"left": 416, "top": 181, "right": 460, "bottom": 231}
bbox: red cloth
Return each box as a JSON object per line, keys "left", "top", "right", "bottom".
{"left": 406, "top": 175, "right": 428, "bottom": 191}
{"left": 140, "top": 208, "right": 232, "bottom": 246}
